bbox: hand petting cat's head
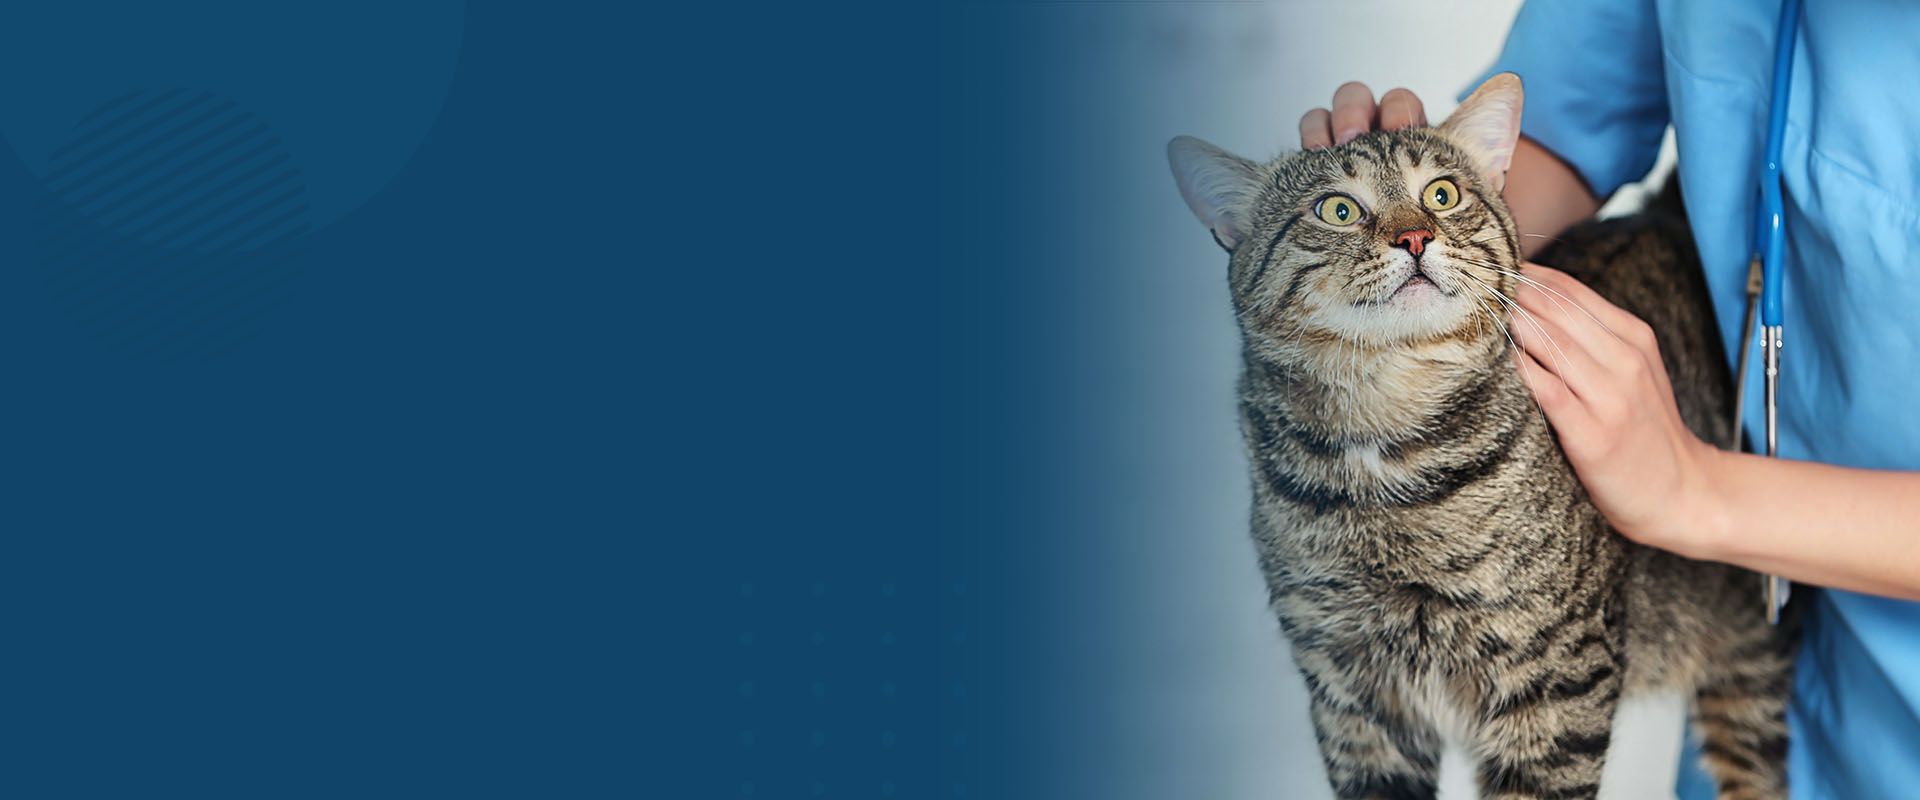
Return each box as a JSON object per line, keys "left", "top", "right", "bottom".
{"left": 1169, "top": 74, "right": 1525, "bottom": 362}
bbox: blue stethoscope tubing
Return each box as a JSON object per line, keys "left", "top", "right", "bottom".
{"left": 1739, "top": 0, "right": 1801, "bottom": 624}
{"left": 1759, "top": 0, "right": 1800, "bottom": 329}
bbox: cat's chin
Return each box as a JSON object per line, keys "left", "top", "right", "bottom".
{"left": 1306, "top": 292, "right": 1482, "bottom": 349}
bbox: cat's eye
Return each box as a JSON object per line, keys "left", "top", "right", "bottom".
{"left": 1315, "top": 194, "right": 1364, "bottom": 226}
{"left": 1423, "top": 179, "right": 1462, "bottom": 211}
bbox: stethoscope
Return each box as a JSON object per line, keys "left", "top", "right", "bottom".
{"left": 1733, "top": 0, "right": 1802, "bottom": 624}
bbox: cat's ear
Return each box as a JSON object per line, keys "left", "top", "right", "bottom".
{"left": 1440, "top": 73, "right": 1523, "bottom": 191}
{"left": 1168, "top": 136, "right": 1261, "bottom": 251}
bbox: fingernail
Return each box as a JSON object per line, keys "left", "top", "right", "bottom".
{"left": 1336, "top": 128, "right": 1364, "bottom": 144}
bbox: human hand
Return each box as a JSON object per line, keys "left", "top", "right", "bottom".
{"left": 1299, "top": 82, "right": 1428, "bottom": 149}
{"left": 1507, "top": 264, "right": 1729, "bottom": 558}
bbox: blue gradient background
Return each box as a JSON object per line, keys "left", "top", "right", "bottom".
{"left": 0, "top": 2, "right": 1686, "bottom": 798}
{"left": 0, "top": 3, "right": 1014, "bottom": 796}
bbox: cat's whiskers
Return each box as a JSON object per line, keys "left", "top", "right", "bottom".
{"left": 1452, "top": 256, "right": 1625, "bottom": 343}
{"left": 1463, "top": 286, "right": 1552, "bottom": 425}
{"left": 1460, "top": 231, "right": 1523, "bottom": 262}
{"left": 1505, "top": 274, "right": 1602, "bottom": 332}
{"left": 1459, "top": 271, "right": 1574, "bottom": 378}
{"left": 1461, "top": 230, "right": 1567, "bottom": 252}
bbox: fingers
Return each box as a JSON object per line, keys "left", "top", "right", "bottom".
{"left": 1522, "top": 264, "right": 1635, "bottom": 339}
{"left": 1376, "top": 88, "right": 1426, "bottom": 130}
{"left": 1301, "top": 84, "right": 1422, "bottom": 150}
{"left": 1519, "top": 263, "right": 1663, "bottom": 370}
{"left": 1329, "top": 82, "right": 1377, "bottom": 145}
{"left": 1514, "top": 347, "right": 1598, "bottom": 446}
{"left": 1509, "top": 291, "right": 1609, "bottom": 399}
{"left": 1511, "top": 264, "right": 1679, "bottom": 448}
{"left": 1299, "top": 107, "right": 1334, "bottom": 150}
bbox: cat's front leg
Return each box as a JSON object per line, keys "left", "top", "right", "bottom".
{"left": 1472, "top": 630, "right": 1622, "bottom": 800}
{"left": 1294, "top": 648, "right": 1440, "bottom": 800}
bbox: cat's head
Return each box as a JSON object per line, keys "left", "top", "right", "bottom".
{"left": 1169, "top": 74, "right": 1524, "bottom": 362}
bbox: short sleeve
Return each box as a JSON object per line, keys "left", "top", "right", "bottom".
{"left": 1461, "top": 0, "right": 1669, "bottom": 197}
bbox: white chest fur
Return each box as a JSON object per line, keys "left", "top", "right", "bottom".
{"left": 1409, "top": 679, "right": 1688, "bottom": 799}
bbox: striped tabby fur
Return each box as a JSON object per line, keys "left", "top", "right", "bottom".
{"left": 1168, "top": 76, "right": 1796, "bottom": 799}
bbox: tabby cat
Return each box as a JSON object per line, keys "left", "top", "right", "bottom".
{"left": 1166, "top": 74, "right": 1797, "bottom": 799}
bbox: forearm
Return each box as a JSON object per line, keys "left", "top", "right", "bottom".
{"left": 1695, "top": 450, "right": 1920, "bottom": 600}
{"left": 1503, "top": 136, "right": 1600, "bottom": 258}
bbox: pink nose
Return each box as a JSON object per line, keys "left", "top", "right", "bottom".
{"left": 1392, "top": 228, "right": 1434, "bottom": 256}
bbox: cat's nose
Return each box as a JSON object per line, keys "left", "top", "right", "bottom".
{"left": 1391, "top": 228, "right": 1434, "bottom": 256}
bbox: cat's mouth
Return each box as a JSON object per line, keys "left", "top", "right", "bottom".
{"left": 1382, "top": 266, "right": 1454, "bottom": 304}
{"left": 1308, "top": 257, "right": 1484, "bottom": 345}
{"left": 1351, "top": 266, "right": 1453, "bottom": 308}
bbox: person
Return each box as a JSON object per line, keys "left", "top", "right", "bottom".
{"left": 1296, "top": 2, "right": 1920, "bottom": 797}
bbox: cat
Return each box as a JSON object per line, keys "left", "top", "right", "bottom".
{"left": 1166, "top": 73, "right": 1796, "bottom": 800}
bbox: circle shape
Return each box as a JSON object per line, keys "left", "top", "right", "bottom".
{"left": 1315, "top": 194, "right": 1365, "bottom": 226}
{"left": 1423, "top": 178, "right": 1461, "bottom": 211}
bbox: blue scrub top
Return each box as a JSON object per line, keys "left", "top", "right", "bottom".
{"left": 1470, "top": 1, "right": 1920, "bottom": 796}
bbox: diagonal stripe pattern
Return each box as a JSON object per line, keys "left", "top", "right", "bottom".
{"left": 36, "top": 89, "right": 312, "bottom": 362}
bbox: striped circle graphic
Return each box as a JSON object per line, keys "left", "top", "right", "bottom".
{"left": 36, "top": 89, "right": 312, "bottom": 362}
